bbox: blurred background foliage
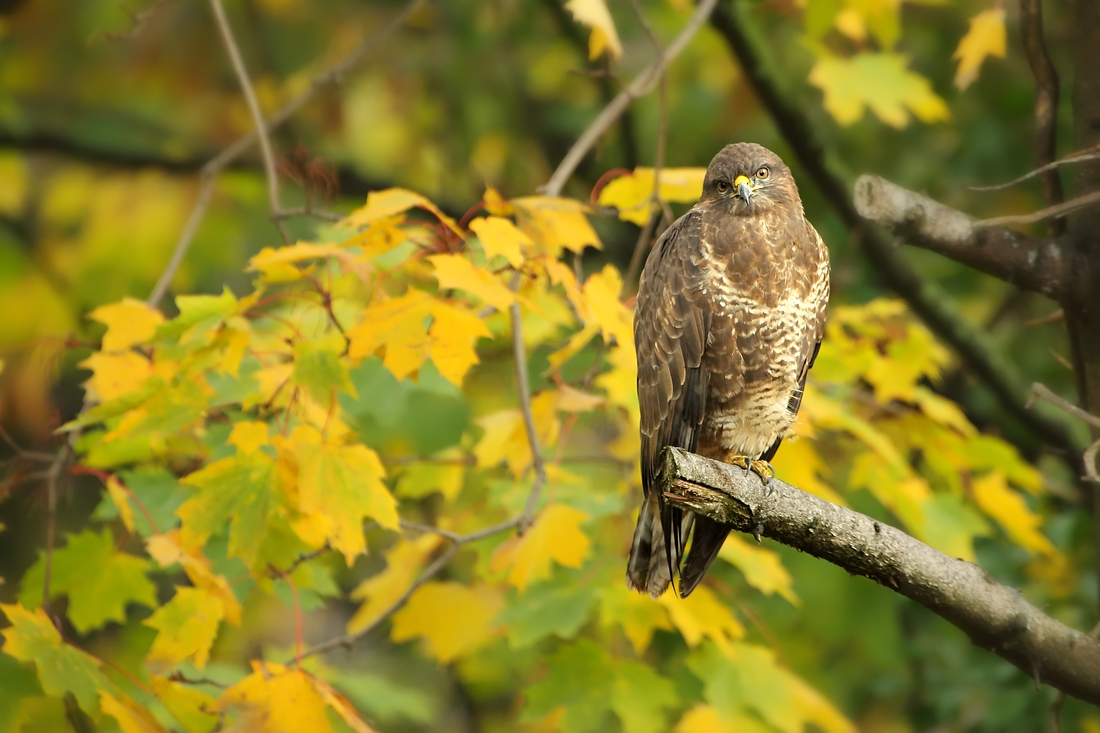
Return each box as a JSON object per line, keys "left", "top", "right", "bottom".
{"left": 0, "top": 0, "right": 1096, "bottom": 730}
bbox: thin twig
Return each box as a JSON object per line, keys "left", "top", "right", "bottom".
{"left": 146, "top": 0, "right": 425, "bottom": 306}
{"left": 511, "top": 299, "right": 548, "bottom": 530}
{"left": 1018, "top": 0, "right": 1064, "bottom": 236}
{"left": 273, "top": 206, "right": 344, "bottom": 222}
{"left": 207, "top": 0, "right": 289, "bottom": 243}
{"left": 971, "top": 145, "right": 1100, "bottom": 193}
{"left": 1029, "top": 383, "right": 1100, "bottom": 430}
{"left": 42, "top": 446, "right": 69, "bottom": 609}
{"left": 148, "top": 174, "right": 215, "bottom": 307}
{"left": 0, "top": 423, "right": 57, "bottom": 463}
{"left": 541, "top": 0, "right": 718, "bottom": 197}
{"left": 974, "top": 190, "right": 1100, "bottom": 228}
{"left": 1024, "top": 309, "right": 1065, "bottom": 328}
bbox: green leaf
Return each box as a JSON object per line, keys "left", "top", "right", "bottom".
{"left": 144, "top": 587, "right": 225, "bottom": 673}
{"left": 919, "top": 493, "right": 991, "bottom": 561}
{"left": 687, "top": 642, "right": 799, "bottom": 733}
{"left": 0, "top": 604, "right": 115, "bottom": 711}
{"left": 177, "top": 452, "right": 281, "bottom": 568}
{"left": 808, "top": 51, "right": 950, "bottom": 128}
{"left": 91, "top": 467, "right": 190, "bottom": 536}
{"left": 322, "top": 670, "right": 437, "bottom": 725}
{"left": 293, "top": 337, "right": 357, "bottom": 404}
{"left": 522, "top": 640, "right": 677, "bottom": 733}
{"left": 0, "top": 652, "right": 41, "bottom": 733}
{"left": 497, "top": 571, "right": 600, "bottom": 648}
{"left": 19, "top": 528, "right": 156, "bottom": 633}
{"left": 159, "top": 288, "right": 239, "bottom": 346}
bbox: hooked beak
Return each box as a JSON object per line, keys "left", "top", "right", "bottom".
{"left": 734, "top": 174, "right": 753, "bottom": 201}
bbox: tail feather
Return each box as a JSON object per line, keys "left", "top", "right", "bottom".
{"left": 626, "top": 491, "right": 672, "bottom": 598}
{"left": 678, "top": 515, "right": 730, "bottom": 597}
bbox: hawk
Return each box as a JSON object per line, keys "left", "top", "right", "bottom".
{"left": 626, "top": 142, "right": 830, "bottom": 598}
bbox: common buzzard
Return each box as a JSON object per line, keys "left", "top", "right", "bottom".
{"left": 626, "top": 142, "right": 830, "bottom": 598}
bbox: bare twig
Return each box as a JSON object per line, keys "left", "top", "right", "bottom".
{"left": 1019, "top": 0, "right": 1064, "bottom": 235}
{"left": 511, "top": 299, "right": 548, "bottom": 530}
{"left": 971, "top": 146, "right": 1100, "bottom": 193}
{"left": 272, "top": 206, "right": 344, "bottom": 222}
{"left": 0, "top": 423, "right": 57, "bottom": 463}
{"left": 1025, "top": 309, "right": 1065, "bottom": 327}
{"left": 148, "top": 174, "right": 215, "bottom": 307}
{"left": 662, "top": 447, "right": 1100, "bottom": 705}
{"left": 146, "top": 0, "right": 425, "bottom": 306}
{"left": 974, "top": 190, "right": 1100, "bottom": 229}
{"left": 1029, "top": 382, "right": 1100, "bottom": 483}
{"left": 541, "top": 0, "right": 718, "bottom": 197}
{"left": 207, "top": 0, "right": 289, "bottom": 243}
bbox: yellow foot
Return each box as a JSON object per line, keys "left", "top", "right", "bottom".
{"left": 725, "top": 454, "right": 774, "bottom": 487}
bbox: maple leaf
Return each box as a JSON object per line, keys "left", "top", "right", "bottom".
{"left": 293, "top": 336, "right": 357, "bottom": 404}
{"left": 954, "top": 8, "right": 1006, "bottom": 90}
{"left": 177, "top": 452, "right": 281, "bottom": 568}
{"left": 494, "top": 503, "right": 590, "bottom": 591}
{"left": 426, "top": 301, "right": 492, "bottom": 386}
{"left": 106, "top": 475, "right": 137, "bottom": 533}
{"left": 971, "top": 471, "right": 1056, "bottom": 556}
{"left": 597, "top": 168, "right": 706, "bottom": 225}
{"left": 718, "top": 535, "right": 799, "bottom": 605}
{"left": 497, "top": 572, "right": 601, "bottom": 648}
{"left": 513, "top": 197, "right": 600, "bottom": 257}
{"left": 288, "top": 425, "right": 398, "bottom": 562}
{"left": 80, "top": 351, "right": 153, "bottom": 402}
{"left": 19, "top": 528, "right": 156, "bottom": 633}
{"left": 144, "top": 586, "right": 225, "bottom": 672}
{"left": 808, "top": 51, "right": 950, "bottom": 128}
{"left": 149, "top": 675, "right": 219, "bottom": 733}
{"left": 0, "top": 604, "right": 114, "bottom": 711}
{"left": 390, "top": 581, "right": 504, "bottom": 662}
{"left": 248, "top": 242, "right": 351, "bottom": 281}
{"left": 564, "top": 0, "right": 623, "bottom": 60}
{"left": 347, "top": 534, "right": 443, "bottom": 634}
{"left": 89, "top": 297, "right": 165, "bottom": 351}
{"left": 344, "top": 187, "right": 460, "bottom": 235}
{"left": 428, "top": 253, "right": 515, "bottom": 312}
{"left": 582, "top": 265, "right": 633, "bottom": 346}
{"left": 469, "top": 215, "right": 530, "bottom": 267}
{"left": 347, "top": 289, "right": 432, "bottom": 381}
{"left": 101, "top": 691, "right": 171, "bottom": 733}
{"left": 146, "top": 531, "right": 243, "bottom": 625}
{"left": 598, "top": 583, "right": 673, "bottom": 654}
{"left": 658, "top": 585, "right": 744, "bottom": 656}
{"left": 216, "top": 662, "right": 334, "bottom": 733}
{"left": 522, "top": 640, "right": 677, "bottom": 733}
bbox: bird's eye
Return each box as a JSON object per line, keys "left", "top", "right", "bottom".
{"left": 755, "top": 167, "right": 770, "bottom": 180}
{"left": 716, "top": 181, "right": 729, "bottom": 193}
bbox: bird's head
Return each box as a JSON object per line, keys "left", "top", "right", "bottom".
{"left": 700, "top": 142, "right": 800, "bottom": 215}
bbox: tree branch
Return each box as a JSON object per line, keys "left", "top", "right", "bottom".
{"left": 541, "top": 0, "right": 718, "bottom": 197}
{"left": 852, "top": 174, "right": 1066, "bottom": 298}
{"left": 207, "top": 0, "right": 289, "bottom": 243}
{"left": 1019, "top": 0, "right": 1064, "bottom": 236}
{"left": 709, "top": 0, "right": 1083, "bottom": 458}
{"left": 660, "top": 447, "right": 1100, "bottom": 706}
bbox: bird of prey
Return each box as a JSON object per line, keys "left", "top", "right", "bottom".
{"left": 626, "top": 142, "right": 830, "bottom": 598}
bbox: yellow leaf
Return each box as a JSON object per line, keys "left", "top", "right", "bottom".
{"left": 342, "top": 214, "right": 408, "bottom": 259}
{"left": 658, "top": 585, "right": 744, "bottom": 654}
{"left": 564, "top": 0, "right": 622, "bottom": 59}
{"left": 248, "top": 241, "right": 349, "bottom": 277}
{"left": 80, "top": 351, "right": 153, "bottom": 402}
{"left": 395, "top": 460, "right": 466, "bottom": 502}
{"left": 216, "top": 662, "right": 333, "bottom": 733}
{"left": 599, "top": 583, "right": 672, "bottom": 654}
{"left": 146, "top": 532, "right": 242, "bottom": 625}
{"left": 144, "top": 586, "right": 225, "bottom": 672}
{"left": 101, "top": 692, "right": 170, "bottom": 733}
{"left": 310, "top": 676, "right": 379, "bottom": 733}
{"left": 971, "top": 471, "right": 1056, "bottom": 556}
{"left": 347, "top": 534, "right": 443, "bottom": 634}
{"left": 344, "top": 187, "right": 460, "bottom": 235}
{"left": 347, "top": 289, "right": 432, "bottom": 380}
{"left": 583, "top": 265, "right": 633, "bottom": 346}
{"left": 428, "top": 301, "right": 492, "bottom": 386}
{"left": 914, "top": 386, "right": 977, "bottom": 436}
{"left": 556, "top": 383, "right": 605, "bottom": 412}
{"left": 390, "top": 581, "right": 504, "bottom": 662}
{"left": 150, "top": 676, "right": 218, "bottom": 733}
{"left": 770, "top": 438, "right": 845, "bottom": 505}
{"left": 429, "top": 253, "right": 515, "bottom": 313}
{"left": 792, "top": 676, "right": 857, "bottom": 733}
{"left": 718, "top": 535, "right": 799, "bottom": 605}
{"left": 674, "top": 705, "right": 772, "bottom": 733}
{"left": 483, "top": 185, "right": 513, "bottom": 216}
{"left": 474, "top": 409, "right": 531, "bottom": 477}
{"left": 89, "top": 297, "right": 165, "bottom": 352}
{"left": 289, "top": 426, "right": 398, "bottom": 562}
{"left": 597, "top": 168, "right": 706, "bottom": 225}
{"left": 514, "top": 197, "right": 600, "bottom": 257}
{"left": 953, "top": 8, "right": 1006, "bottom": 90}
{"left": 228, "top": 421, "right": 271, "bottom": 455}
{"left": 808, "top": 51, "right": 950, "bottom": 128}
{"left": 548, "top": 322, "right": 599, "bottom": 371}
{"left": 106, "top": 476, "right": 136, "bottom": 533}
{"left": 501, "top": 504, "right": 590, "bottom": 591}
{"left": 469, "top": 216, "right": 530, "bottom": 267}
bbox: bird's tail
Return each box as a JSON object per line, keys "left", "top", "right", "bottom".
{"left": 625, "top": 490, "right": 674, "bottom": 598}
{"left": 678, "top": 516, "right": 730, "bottom": 597}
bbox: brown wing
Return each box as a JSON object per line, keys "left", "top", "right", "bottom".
{"left": 627, "top": 210, "right": 712, "bottom": 596}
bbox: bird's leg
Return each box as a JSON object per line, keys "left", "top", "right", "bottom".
{"left": 722, "top": 454, "right": 774, "bottom": 488}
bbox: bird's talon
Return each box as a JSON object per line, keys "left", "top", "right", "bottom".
{"left": 749, "top": 459, "right": 774, "bottom": 485}
{"left": 727, "top": 454, "right": 751, "bottom": 471}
